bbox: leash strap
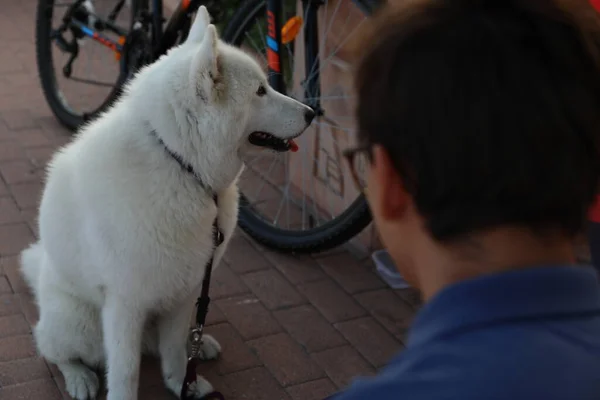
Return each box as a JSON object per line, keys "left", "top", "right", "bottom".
{"left": 180, "top": 196, "right": 225, "bottom": 400}
{"left": 151, "top": 130, "right": 224, "bottom": 399}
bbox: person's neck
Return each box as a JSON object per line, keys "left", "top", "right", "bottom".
{"left": 412, "top": 227, "right": 577, "bottom": 301}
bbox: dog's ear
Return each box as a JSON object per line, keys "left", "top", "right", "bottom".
{"left": 186, "top": 5, "right": 211, "bottom": 44}
{"left": 191, "top": 24, "right": 222, "bottom": 100}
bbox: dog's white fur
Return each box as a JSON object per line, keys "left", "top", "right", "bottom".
{"left": 20, "top": 7, "right": 313, "bottom": 400}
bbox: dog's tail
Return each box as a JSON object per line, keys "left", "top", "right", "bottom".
{"left": 20, "top": 242, "right": 44, "bottom": 292}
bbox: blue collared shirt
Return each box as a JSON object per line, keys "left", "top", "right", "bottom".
{"left": 332, "top": 266, "right": 600, "bottom": 399}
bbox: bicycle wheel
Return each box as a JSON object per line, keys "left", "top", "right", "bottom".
{"left": 223, "top": 0, "right": 381, "bottom": 253}
{"left": 36, "top": 0, "right": 133, "bottom": 130}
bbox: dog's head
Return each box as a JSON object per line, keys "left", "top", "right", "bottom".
{"left": 164, "top": 7, "right": 314, "bottom": 156}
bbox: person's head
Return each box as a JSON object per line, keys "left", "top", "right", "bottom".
{"left": 349, "top": 0, "right": 600, "bottom": 291}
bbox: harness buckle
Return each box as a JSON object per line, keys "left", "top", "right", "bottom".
{"left": 188, "top": 326, "right": 204, "bottom": 359}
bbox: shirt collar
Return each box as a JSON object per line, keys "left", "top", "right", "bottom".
{"left": 407, "top": 266, "right": 600, "bottom": 347}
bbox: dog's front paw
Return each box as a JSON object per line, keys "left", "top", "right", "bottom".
{"left": 61, "top": 363, "right": 100, "bottom": 400}
{"left": 198, "top": 334, "right": 221, "bottom": 361}
{"left": 187, "top": 375, "right": 214, "bottom": 399}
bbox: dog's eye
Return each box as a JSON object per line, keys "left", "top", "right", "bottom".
{"left": 256, "top": 85, "right": 267, "bottom": 97}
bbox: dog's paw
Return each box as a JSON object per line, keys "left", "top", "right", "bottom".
{"left": 198, "top": 334, "right": 221, "bottom": 361}
{"left": 61, "top": 363, "right": 100, "bottom": 400}
{"left": 186, "top": 376, "right": 214, "bottom": 399}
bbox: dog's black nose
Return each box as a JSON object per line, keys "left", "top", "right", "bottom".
{"left": 304, "top": 109, "right": 316, "bottom": 124}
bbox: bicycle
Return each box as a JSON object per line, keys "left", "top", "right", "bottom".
{"left": 36, "top": 0, "right": 383, "bottom": 253}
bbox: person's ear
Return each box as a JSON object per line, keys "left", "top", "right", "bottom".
{"left": 370, "top": 144, "right": 410, "bottom": 221}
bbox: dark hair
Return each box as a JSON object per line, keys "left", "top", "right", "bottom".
{"left": 354, "top": 0, "right": 600, "bottom": 241}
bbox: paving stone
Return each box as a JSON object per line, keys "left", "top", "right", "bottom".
{"left": 205, "top": 302, "right": 228, "bottom": 327}
{"left": 312, "top": 346, "right": 375, "bottom": 389}
{"left": 1, "top": 109, "right": 39, "bottom": 131}
{"left": 205, "top": 323, "right": 261, "bottom": 374}
{"left": 0, "top": 141, "right": 25, "bottom": 162}
{"left": 0, "top": 334, "right": 36, "bottom": 362}
{"left": 0, "top": 122, "right": 15, "bottom": 142}
{"left": 0, "top": 358, "right": 50, "bottom": 386}
{"left": 286, "top": 378, "right": 338, "bottom": 400}
{"left": 35, "top": 116, "right": 69, "bottom": 139}
{"left": 263, "top": 251, "right": 327, "bottom": 285}
{"left": 17, "top": 292, "right": 38, "bottom": 326}
{"left": 215, "top": 295, "right": 282, "bottom": 340}
{"left": 317, "top": 252, "right": 385, "bottom": 294}
{"left": 0, "top": 294, "right": 22, "bottom": 317}
{"left": 0, "top": 160, "right": 39, "bottom": 185}
{"left": 2, "top": 256, "right": 28, "bottom": 294}
{"left": 16, "top": 129, "right": 51, "bottom": 148}
{"left": 297, "top": 280, "right": 367, "bottom": 323}
{"left": 0, "top": 224, "right": 33, "bottom": 256}
{"left": 248, "top": 333, "right": 325, "bottom": 387}
{"left": 0, "top": 276, "right": 13, "bottom": 294}
{"left": 0, "top": 179, "right": 8, "bottom": 197}
{"left": 0, "top": 314, "right": 29, "bottom": 338}
{"left": 211, "top": 263, "right": 250, "bottom": 300}
{"left": 395, "top": 287, "right": 423, "bottom": 309}
{"left": 25, "top": 145, "right": 55, "bottom": 168}
{"left": 0, "top": 197, "right": 24, "bottom": 225}
{"left": 335, "top": 317, "right": 403, "bottom": 368}
{"left": 9, "top": 182, "right": 43, "bottom": 209}
{"left": 224, "top": 234, "right": 273, "bottom": 274}
{"left": 137, "top": 385, "right": 177, "bottom": 399}
{"left": 0, "top": 378, "right": 62, "bottom": 400}
{"left": 241, "top": 269, "right": 305, "bottom": 310}
{"left": 219, "top": 367, "right": 291, "bottom": 400}
{"left": 273, "top": 305, "right": 346, "bottom": 353}
{"left": 354, "top": 289, "right": 416, "bottom": 338}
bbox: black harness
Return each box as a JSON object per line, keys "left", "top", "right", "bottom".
{"left": 153, "top": 131, "right": 225, "bottom": 400}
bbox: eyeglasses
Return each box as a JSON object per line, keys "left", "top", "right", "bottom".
{"left": 342, "top": 144, "right": 371, "bottom": 194}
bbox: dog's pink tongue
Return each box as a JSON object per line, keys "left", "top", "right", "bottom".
{"left": 289, "top": 139, "right": 299, "bottom": 152}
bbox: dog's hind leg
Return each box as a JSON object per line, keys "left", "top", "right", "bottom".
{"left": 158, "top": 300, "right": 219, "bottom": 399}
{"left": 102, "top": 299, "right": 145, "bottom": 400}
{"left": 35, "top": 281, "right": 103, "bottom": 400}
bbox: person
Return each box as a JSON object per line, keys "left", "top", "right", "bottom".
{"left": 589, "top": 197, "right": 600, "bottom": 270}
{"left": 334, "top": 0, "right": 600, "bottom": 399}
{"left": 588, "top": 0, "right": 600, "bottom": 275}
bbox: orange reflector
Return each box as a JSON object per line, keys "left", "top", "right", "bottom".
{"left": 115, "top": 36, "right": 126, "bottom": 61}
{"left": 281, "top": 16, "right": 302, "bottom": 44}
{"left": 115, "top": 36, "right": 125, "bottom": 61}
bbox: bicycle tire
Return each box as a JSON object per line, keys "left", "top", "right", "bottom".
{"left": 35, "top": 0, "right": 129, "bottom": 131}
{"left": 222, "top": 0, "right": 381, "bottom": 253}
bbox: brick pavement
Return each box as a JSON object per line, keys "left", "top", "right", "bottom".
{"left": 0, "top": 1, "right": 419, "bottom": 399}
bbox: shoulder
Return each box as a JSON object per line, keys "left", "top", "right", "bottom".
{"left": 328, "top": 342, "right": 484, "bottom": 400}
{"left": 330, "top": 324, "right": 600, "bottom": 400}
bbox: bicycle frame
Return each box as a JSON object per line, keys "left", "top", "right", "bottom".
{"left": 59, "top": 0, "right": 368, "bottom": 117}
{"left": 264, "top": 0, "right": 322, "bottom": 113}
{"left": 70, "top": 18, "right": 126, "bottom": 53}
{"left": 57, "top": 0, "right": 205, "bottom": 63}
{"left": 55, "top": 0, "right": 126, "bottom": 56}
{"left": 266, "top": 0, "right": 284, "bottom": 92}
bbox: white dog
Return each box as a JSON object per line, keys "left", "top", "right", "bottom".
{"left": 20, "top": 7, "right": 314, "bottom": 400}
